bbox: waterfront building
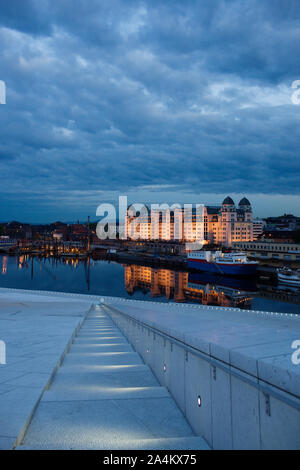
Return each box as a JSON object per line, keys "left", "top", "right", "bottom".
{"left": 264, "top": 213, "right": 300, "bottom": 231}
{"left": 126, "top": 196, "right": 254, "bottom": 247}
{"left": 53, "top": 231, "right": 63, "bottom": 240}
{"left": 206, "top": 196, "right": 253, "bottom": 247}
{"left": 123, "top": 239, "right": 185, "bottom": 255}
{"left": 262, "top": 228, "right": 296, "bottom": 243}
{"left": 253, "top": 218, "right": 265, "bottom": 240}
{"left": 232, "top": 240, "right": 300, "bottom": 262}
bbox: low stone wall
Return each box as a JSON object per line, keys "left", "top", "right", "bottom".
{"left": 103, "top": 301, "right": 300, "bottom": 450}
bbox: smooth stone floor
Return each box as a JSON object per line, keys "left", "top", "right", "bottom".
{"left": 19, "top": 305, "right": 209, "bottom": 450}
{"left": 0, "top": 290, "right": 93, "bottom": 449}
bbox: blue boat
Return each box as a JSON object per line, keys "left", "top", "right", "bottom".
{"left": 187, "top": 250, "right": 258, "bottom": 277}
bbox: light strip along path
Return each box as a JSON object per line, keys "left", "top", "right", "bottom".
{"left": 17, "top": 304, "right": 209, "bottom": 450}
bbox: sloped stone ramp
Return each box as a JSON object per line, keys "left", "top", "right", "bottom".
{"left": 17, "top": 305, "right": 209, "bottom": 450}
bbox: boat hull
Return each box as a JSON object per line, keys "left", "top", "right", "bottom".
{"left": 187, "top": 259, "right": 257, "bottom": 276}
{"left": 277, "top": 276, "right": 300, "bottom": 287}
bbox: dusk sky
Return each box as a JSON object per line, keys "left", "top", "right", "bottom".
{"left": 0, "top": 0, "right": 300, "bottom": 223}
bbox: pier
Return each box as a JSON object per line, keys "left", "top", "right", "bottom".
{"left": 0, "top": 288, "right": 299, "bottom": 450}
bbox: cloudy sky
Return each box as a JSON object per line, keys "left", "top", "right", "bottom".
{"left": 0, "top": 0, "right": 300, "bottom": 222}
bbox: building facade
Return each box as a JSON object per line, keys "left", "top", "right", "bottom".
{"left": 253, "top": 219, "right": 265, "bottom": 240}
{"left": 126, "top": 196, "right": 254, "bottom": 247}
{"left": 232, "top": 240, "right": 300, "bottom": 262}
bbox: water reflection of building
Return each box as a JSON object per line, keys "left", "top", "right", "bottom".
{"left": 124, "top": 265, "right": 256, "bottom": 308}
{"left": 2, "top": 256, "right": 7, "bottom": 275}
{"left": 125, "top": 265, "right": 187, "bottom": 302}
{"left": 256, "top": 283, "right": 300, "bottom": 305}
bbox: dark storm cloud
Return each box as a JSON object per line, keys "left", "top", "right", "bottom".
{"left": 0, "top": 0, "right": 300, "bottom": 221}
{"left": 0, "top": 0, "right": 52, "bottom": 36}
{"left": 0, "top": 150, "right": 16, "bottom": 161}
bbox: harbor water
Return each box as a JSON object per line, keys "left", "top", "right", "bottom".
{"left": 0, "top": 254, "right": 299, "bottom": 315}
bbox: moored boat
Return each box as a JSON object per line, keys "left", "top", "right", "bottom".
{"left": 187, "top": 250, "right": 258, "bottom": 276}
{"left": 277, "top": 267, "right": 300, "bottom": 287}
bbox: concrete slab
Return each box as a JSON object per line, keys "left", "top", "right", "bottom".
{"left": 50, "top": 367, "right": 159, "bottom": 389}
{"left": 22, "top": 397, "right": 195, "bottom": 447}
{"left": 211, "top": 361, "right": 233, "bottom": 449}
{"left": 229, "top": 340, "right": 296, "bottom": 377}
{"left": 0, "top": 290, "right": 93, "bottom": 449}
{"left": 259, "top": 389, "right": 300, "bottom": 450}
{"left": 258, "top": 353, "right": 300, "bottom": 397}
{"left": 79, "top": 328, "right": 120, "bottom": 332}
{"left": 77, "top": 331, "right": 125, "bottom": 335}
{"left": 17, "top": 436, "right": 210, "bottom": 450}
{"left": 102, "top": 297, "right": 300, "bottom": 450}
{"left": 70, "top": 344, "right": 134, "bottom": 353}
{"left": 0, "top": 386, "right": 43, "bottom": 439}
{"left": 62, "top": 351, "right": 143, "bottom": 367}
{"left": 1, "top": 372, "right": 50, "bottom": 389}
{"left": 73, "top": 336, "right": 128, "bottom": 344}
{"left": 0, "top": 370, "right": 29, "bottom": 385}
{"left": 231, "top": 373, "right": 260, "bottom": 449}
{"left": 42, "top": 385, "right": 170, "bottom": 401}
{"left": 0, "top": 436, "right": 16, "bottom": 450}
{"left": 9, "top": 297, "right": 204, "bottom": 451}
{"left": 105, "top": 299, "right": 300, "bottom": 395}
{"left": 0, "top": 383, "right": 17, "bottom": 394}
{"left": 9, "top": 290, "right": 297, "bottom": 450}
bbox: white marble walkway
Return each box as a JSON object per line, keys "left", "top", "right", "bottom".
{"left": 17, "top": 304, "right": 209, "bottom": 450}
{"left": 0, "top": 290, "right": 92, "bottom": 449}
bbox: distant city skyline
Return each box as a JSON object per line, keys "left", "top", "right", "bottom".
{"left": 1, "top": 192, "right": 300, "bottom": 225}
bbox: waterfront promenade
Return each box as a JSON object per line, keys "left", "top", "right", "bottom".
{"left": 0, "top": 288, "right": 299, "bottom": 450}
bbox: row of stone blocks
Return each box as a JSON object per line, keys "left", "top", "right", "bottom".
{"left": 105, "top": 305, "right": 300, "bottom": 450}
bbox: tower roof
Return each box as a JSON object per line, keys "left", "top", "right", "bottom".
{"left": 239, "top": 197, "right": 251, "bottom": 206}
{"left": 222, "top": 196, "right": 235, "bottom": 205}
